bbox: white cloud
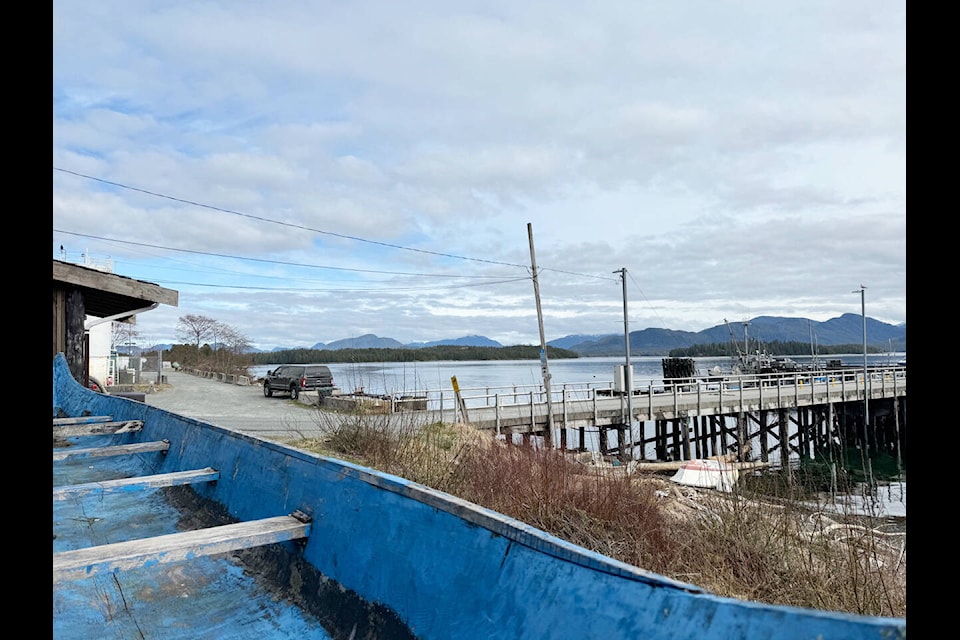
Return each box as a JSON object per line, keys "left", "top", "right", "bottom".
{"left": 53, "top": 1, "right": 906, "bottom": 349}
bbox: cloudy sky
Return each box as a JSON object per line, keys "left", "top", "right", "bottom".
{"left": 52, "top": 1, "right": 905, "bottom": 351}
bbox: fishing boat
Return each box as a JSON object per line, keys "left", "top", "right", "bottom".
{"left": 52, "top": 352, "right": 906, "bottom": 639}
{"left": 723, "top": 319, "right": 821, "bottom": 376}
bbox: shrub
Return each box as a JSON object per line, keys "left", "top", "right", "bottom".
{"left": 289, "top": 412, "right": 906, "bottom": 618}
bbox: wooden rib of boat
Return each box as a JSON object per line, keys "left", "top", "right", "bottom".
{"left": 52, "top": 352, "right": 906, "bottom": 639}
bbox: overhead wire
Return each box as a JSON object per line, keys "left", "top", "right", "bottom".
{"left": 54, "top": 167, "right": 526, "bottom": 269}
{"left": 152, "top": 276, "right": 532, "bottom": 293}
{"left": 54, "top": 230, "right": 518, "bottom": 280}
{"left": 627, "top": 269, "right": 668, "bottom": 329}
{"left": 53, "top": 168, "right": 619, "bottom": 289}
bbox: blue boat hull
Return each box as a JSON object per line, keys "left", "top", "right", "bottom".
{"left": 52, "top": 353, "right": 905, "bottom": 639}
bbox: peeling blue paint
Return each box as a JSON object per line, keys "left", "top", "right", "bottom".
{"left": 53, "top": 354, "right": 905, "bottom": 639}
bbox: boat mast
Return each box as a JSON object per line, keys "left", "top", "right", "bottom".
{"left": 724, "top": 318, "right": 746, "bottom": 372}
{"left": 808, "top": 320, "right": 820, "bottom": 367}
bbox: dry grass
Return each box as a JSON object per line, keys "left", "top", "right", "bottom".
{"left": 289, "top": 412, "right": 906, "bottom": 619}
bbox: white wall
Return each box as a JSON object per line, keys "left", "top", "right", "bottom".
{"left": 87, "top": 320, "right": 113, "bottom": 384}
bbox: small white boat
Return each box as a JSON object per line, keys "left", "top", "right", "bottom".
{"left": 670, "top": 458, "right": 739, "bottom": 492}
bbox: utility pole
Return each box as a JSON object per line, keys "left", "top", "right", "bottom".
{"left": 615, "top": 268, "right": 634, "bottom": 461}
{"left": 853, "top": 284, "right": 874, "bottom": 486}
{"left": 528, "top": 223, "right": 553, "bottom": 447}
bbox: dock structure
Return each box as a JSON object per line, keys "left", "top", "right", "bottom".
{"left": 440, "top": 366, "right": 906, "bottom": 469}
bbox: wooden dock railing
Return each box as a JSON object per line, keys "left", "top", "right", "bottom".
{"left": 402, "top": 366, "right": 906, "bottom": 433}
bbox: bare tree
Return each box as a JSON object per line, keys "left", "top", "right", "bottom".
{"left": 217, "top": 323, "right": 252, "bottom": 372}
{"left": 219, "top": 324, "right": 251, "bottom": 356}
{"left": 172, "top": 315, "right": 251, "bottom": 373}
{"left": 176, "top": 314, "right": 218, "bottom": 350}
{"left": 200, "top": 321, "right": 249, "bottom": 372}
{"left": 111, "top": 320, "right": 141, "bottom": 352}
{"left": 210, "top": 320, "right": 229, "bottom": 370}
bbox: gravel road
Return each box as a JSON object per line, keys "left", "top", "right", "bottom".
{"left": 143, "top": 369, "right": 329, "bottom": 441}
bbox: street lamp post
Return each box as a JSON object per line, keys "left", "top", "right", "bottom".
{"left": 615, "top": 268, "right": 633, "bottom": 462}
{"left": 853, "top": 285, "right": 874, "bottom": 486}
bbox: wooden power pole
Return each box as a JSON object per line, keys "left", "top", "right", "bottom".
{"left": 527, "top": 223, "right": 553, "bottom": 447}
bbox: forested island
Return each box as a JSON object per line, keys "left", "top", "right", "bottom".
{"left": 250, "top": 340, "right": 888, "bottom": 366}
{"left": 165, "top": 332, "right": 891, "bottom": 372}
{"left": 251, "top": 344, "right": 580, "bottom": 365}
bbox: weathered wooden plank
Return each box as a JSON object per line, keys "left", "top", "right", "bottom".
{"left": 53, "top": 416, "right": 113, "bottom": 426}
{"left": 53, "top": 440, "right": 170, "bottom": 462}
{"left": 53, "top": 467, "right": 220, "bottom": 500}
{"left": 53, "top": 514, "right": 312, "bottom": 582}
{"left": 53, "top": 420, "right": 144, "bottom": 437}
{"left": 53, "top": 259, "right": 179, "bottom": 307}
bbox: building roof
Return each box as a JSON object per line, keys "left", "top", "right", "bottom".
{"left": 53, "top": 259, "right": 179, "bottom": 319}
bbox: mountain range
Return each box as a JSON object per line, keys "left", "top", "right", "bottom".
{"left": 254, "top": 314, "right": 906, "bottom": 357}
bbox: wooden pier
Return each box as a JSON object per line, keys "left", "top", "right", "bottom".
{"left": 441, "top": 366, "right": 906, "bottom": 469}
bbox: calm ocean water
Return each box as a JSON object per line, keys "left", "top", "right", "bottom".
{"left": 254, "top": 355, "right": 675, "bottom": 394}
{"left": 250, "top": 353, "right": 903, "bottom": 396}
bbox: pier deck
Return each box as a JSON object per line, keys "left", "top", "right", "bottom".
{"left": 452, "top": 367, "right": 905, "bottom": 434}
{"left": 433, "top": 366, "right": 906, "bottom": 466}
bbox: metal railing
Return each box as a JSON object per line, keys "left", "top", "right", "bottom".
{"left": 407, "top": 365, "right": 906, "bottom": 423}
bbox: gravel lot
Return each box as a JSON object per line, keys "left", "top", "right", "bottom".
{"left": 143, "top": 369, "right": 329, "bottom": 441}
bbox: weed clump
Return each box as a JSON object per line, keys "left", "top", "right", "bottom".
{"left": 289, "top": 411, "right": 906, "bottom": 618}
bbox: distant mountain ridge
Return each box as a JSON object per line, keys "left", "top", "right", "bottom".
{"left": 145, "top": 315, "right": 906, "bottom": 355}
{"left": 561, "top": 314, "right": 906, "bottom": 356}
{"left": 305, "top": 334, "right": 503, "bottom": 350}
{"left": 546, "top": 334, "right": 611, "bottom": 350}
{"left": 406, "top": 335, "right": 502, "bottom": 349}
{"left": 315, "top": 334, "right": 406, "bottom": 350}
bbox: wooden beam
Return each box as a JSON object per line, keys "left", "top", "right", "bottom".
{"left": 53, "top": 467, "right": 219, "bottom": 500}
{"left": 53, "top": 416, "right": 114, "bottom": 426}
{"left": 53, "top": 420, "right": 143, "bottom": 437}
{"left": 53, "top": 514, "right": 311, "bottom": 582}
{"left": 53, "top": 260, "right": 178, "bottom": 307}
{"left": 53, "top": 440, "right": 169, "bottom": 462}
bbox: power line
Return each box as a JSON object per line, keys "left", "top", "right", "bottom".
{"left": 626, "top": 269, "right": 669, "bottom": 328}
{"left": 150, "top": 276, "right": 531, "bottom": 293}
{"left": 541, "top": 266, "right": 617, "bottom": 282}
{"left": 54, "top": 167, "right": 525, "bottom": 268}
{"left": 54, "top": 230, "right": 518, "bottom": 280}
{"left": 53, "top": 167, "right": 618, "bottom": 283}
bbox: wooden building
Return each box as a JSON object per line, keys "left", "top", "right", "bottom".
{"left": 52, "top": 259, "right": 179, "bottom": 387}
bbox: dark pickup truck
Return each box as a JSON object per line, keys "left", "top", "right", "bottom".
{"left": 262, "top": 364, "right": 335, "bottom": 400}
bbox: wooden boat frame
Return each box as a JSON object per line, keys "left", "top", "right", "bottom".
{"left": 53, "top": 353, "right": 906, "bottom": 639}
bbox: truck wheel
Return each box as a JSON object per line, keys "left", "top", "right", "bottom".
{"left": 263, "top": 384, "right": 273, "bottom": 397}
{"left": 290, "top": 385, "right": 299, "bottom": 400}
